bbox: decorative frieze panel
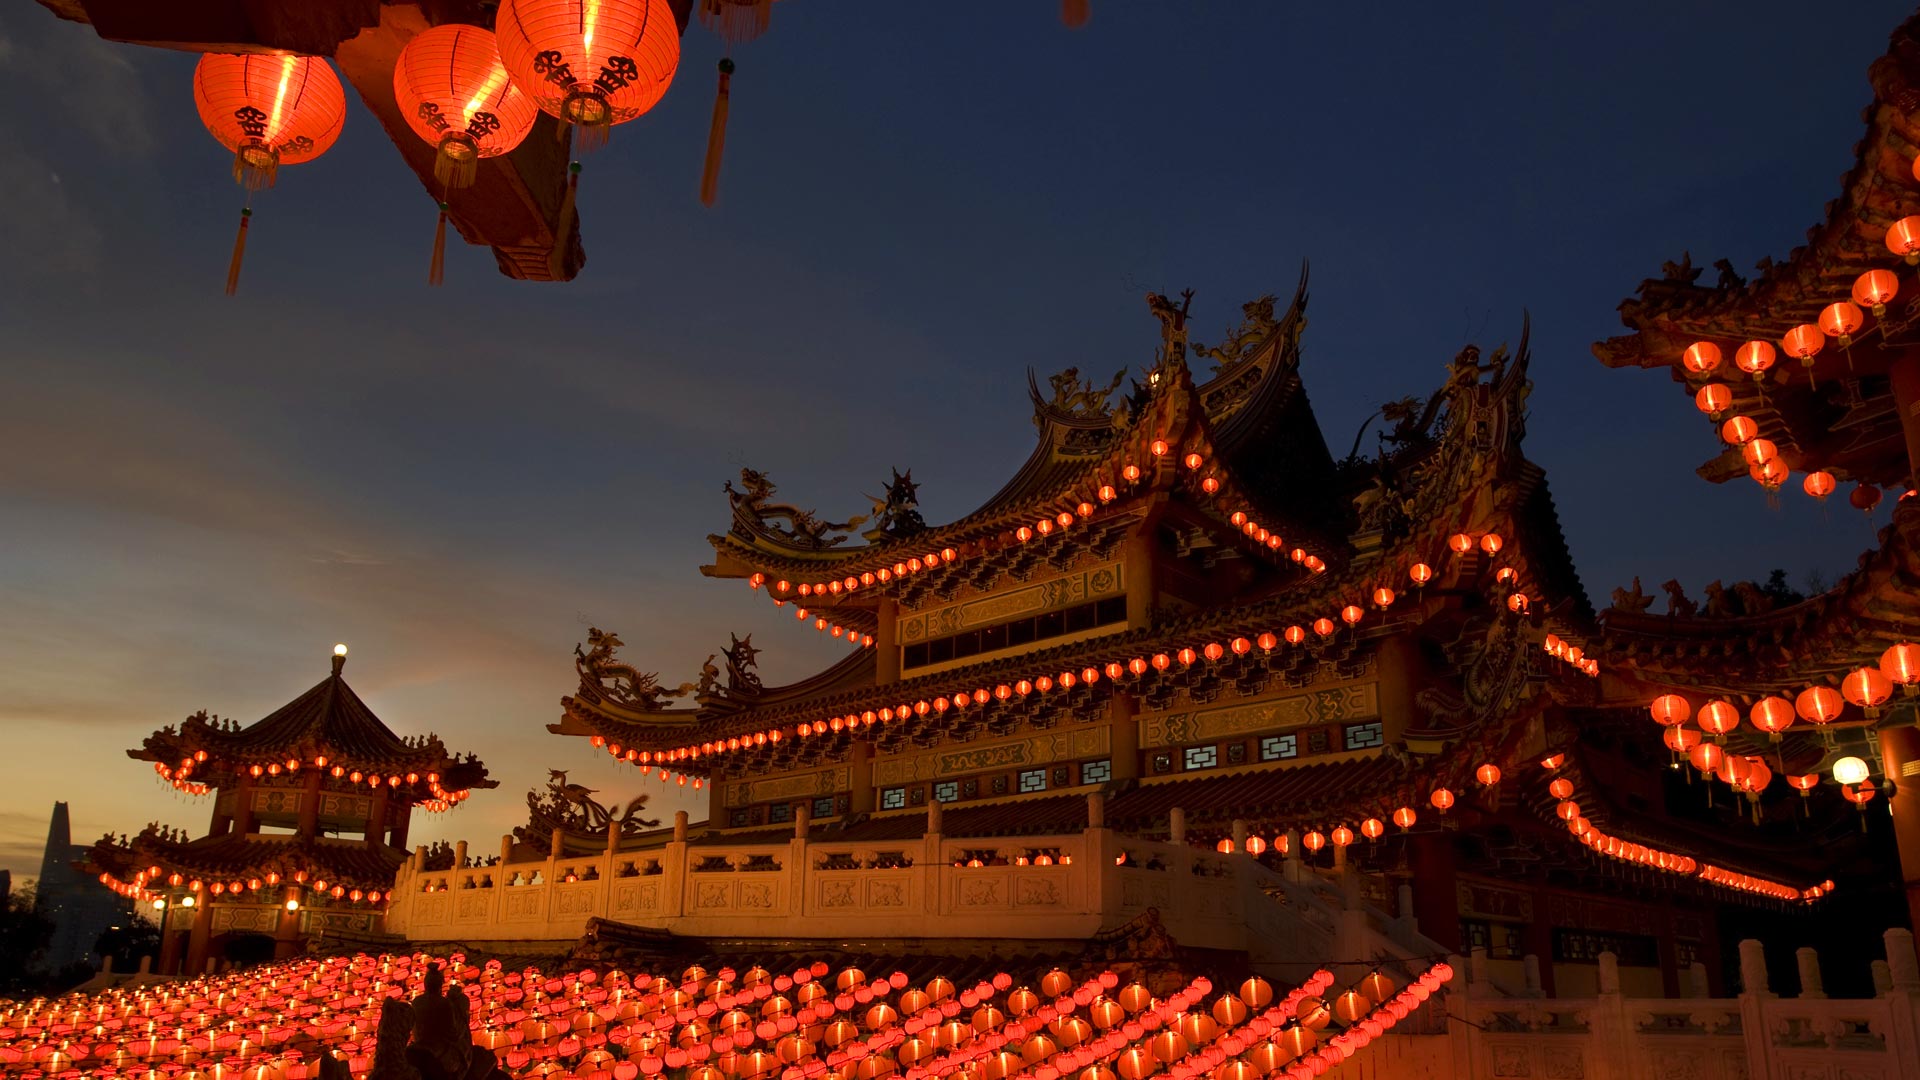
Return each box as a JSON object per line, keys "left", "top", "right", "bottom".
{"left": 502, "top": 890, "right": 545, "bottom": 921}
{"left": 415, "top": 895, "right": 451, "bottom": 925}
{"left": 898, "top": 563, "right": 1123, "bottom": 639}
{"left": 692, "top": 877, "right": 785, "bottom": 912}
{"left": 610, "top": 881, "right": 660, "bottom": 916}
{"left": 455, "top": 893, "right": 490, "bottom": 921}
{"left": 211, "top": 905, "right": 279, "bottom": 934}
{"left": 555, "top": 885, "right": 598, "bottom": 916}
{"left": 873, "top": 727, "right": 1109, "bottom": 785}
{"left": 726, "top": 766, "right": 851, "bottom": 808}
{"left": 319, "top": 793, "right": 373, "bottom": 820}
{"left": 1460, "top": 880, "right": 1535, "bottom": 923}
{"left": 1139, "top": 682, "right": 1378, "bottom": 747}
{"left": 249, "top": 786, "right": 305, "bottom": 817}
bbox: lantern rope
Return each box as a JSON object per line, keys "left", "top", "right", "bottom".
{"left": 224, "top": 204, "right": 251, "bottom": 297}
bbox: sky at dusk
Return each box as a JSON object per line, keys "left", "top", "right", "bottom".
{"left": 0, "top": 2, "right": 1909, "bottom": 884}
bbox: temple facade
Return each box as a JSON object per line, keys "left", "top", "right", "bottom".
{"left": 88, "top": 646, "right": 495, "bottom": 975}
{"left": 387, "top": 268, "right": 1893, "bottom": 1012}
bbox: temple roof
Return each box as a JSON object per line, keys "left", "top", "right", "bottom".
{"left": 1591, "top": 12, "right": 1920, "bottom": 486}
{"left": 135, "top": 652, "right": 495, "bottom": 801}
{"left": 89, "top": 829, "right": 404, "bottom": 895}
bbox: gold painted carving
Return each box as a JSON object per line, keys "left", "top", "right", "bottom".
{"left": 897, "top": 563, "right": 1124, "bottom": 641}
{"left": 872, "top": 727, "right": 1110, "bottom": 785}
{"left": 727, "top": 766, "right": 851, "bottom": 808}
{"left": 1139, "top": 683, "right": 1378, "bottom": 747}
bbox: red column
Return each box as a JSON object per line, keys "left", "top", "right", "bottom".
{"left": 298, "top": 770, "right": 323, "bottom": 837}
{"left": 1882, "top": 725, "right": 1920, "bottom": 932}
{"left": 1408, "top": 831, "right": 1461, "bottom": 952}
{"left": 1521, "top": 889, "right": 1556, "bottom": 997}
{"left": 184, "top": 899, "right": 214, "bottom": 975}
{"left": 388, "top": 803, "right": 410, "bottom": 851}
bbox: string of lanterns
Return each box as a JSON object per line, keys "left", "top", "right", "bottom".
{"left": 0, "top": 950, "right": 1454, "bottom": 1080}
{"left": 152, "top": 754, "right": 475, "bottom": 813}
{"left": 95, "top": 863, "right": 388, "bottom": 909}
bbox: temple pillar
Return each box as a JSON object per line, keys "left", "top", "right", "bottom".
{"left": 708, "top": 770, "right": 729, "bottom": 826}
{"left": 184, "top": 899, "right": 214, "bottom": 977}
{"left": 1520, "top": 890, "right": 1556, "bottom": 998}
{"left": 232, "top": 776, "right": 256, "bottom": 835}
{"left": 366, "top": 787, "right": 389, "bottom": 849}
{"left": 298, "top": 770, "right": 323, "bottom": 837}
{"left": 1880, "top": 723, "right": 1920, "bottom": 934}
{"left": 158, "top": 909, "right": 184, "bottom": 975}
{"left": 1121, "top": 527, "right": 1157, "bottom": 631}
{"left": 875, "top": 597, "right": 900, "bottom": 685}
{"left": 1408, "top": 832, "right": 1460, "bottom": 952}
{"left": 388, "top": 806, "right": 410, "bottom": 851}
{"left": 1107, "top": 694, "right": 1141, "bottom": 783}
{"left": 848, "top": 741, "right": 875, "bottom": 816}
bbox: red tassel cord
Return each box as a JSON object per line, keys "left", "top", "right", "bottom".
{"left": 547, "top": 162, "right": 581, "bottom": 281}
{"left": 1062, "top": 0, "right": 1090, "bottom": 28}
{"left": 225, "top": 206, "right": 251, "bottom": 296}
{"left": 701, "top": 58, "right": 734, "bottom": 207}
{"left": 429, "top": 202, "right": 448, "bottom": 287}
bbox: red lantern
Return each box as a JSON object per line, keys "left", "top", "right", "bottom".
{"left": 1795, "top": 685, "right": 1845, "bottom": 725}
{"left": 1850, "top": 483, "right": 1883, "bottom": 514}
{"left": 1720, "top": 416, "right": 1758, "bottom": 446}
{"left": 1853, "top": 269, "right": 1899, "bottom": 316}
{"left": 1734, "top": 341, "right": 1775, "bottom": 381}
{"left": 1428, "top": 788, "right": 1454, "bottom": 813}
{"left": 1681, "top": 341, "right": 1722, "bottom": 375}
{"left": 1748, "top": 697, "right": 1794, "bottom": 741}
{"left": 1781, "top": 324, "right": 1825, "bottom": 366}
{"left": 1749, "top": 457, "right": 1789, "bottom": 491}
{"left": 1474, "top": 764, "right": 1500, "bottom": 787}
{"left": 496, "top": 0, "right": 681, "bottom": 143}
{"left": 1391, "top": 807, "right": 1416, "bottom": 830}
{"left": 1695, "top": 700, "right": 1739, "bottom": 739}
{"left": 1891, "top": 216, "right": 1920, "bottom": 261}
{"left": 1694, "top": 383, "right": 1731, "bottom": 417}
{"left": 1649, "top": 694, "right": 1690, "bottom": 727}
{"left": 192, "top": 53, "right": 347, "bottom": 294}
{"left": 1447, "top": 533, "right": 1474, "bottom": 554}
{"left": 1803, "top": 471, "right": 1836, "bottom": 500}
{"left": 1880, "top": 642, "right": 1920, "bottom": 693}
{"left": 1663, "top": 727, "right": 1702, "bottom": 755}
{"left": 1408, "top": 563, "right": 1433, "bottom": 586}
{"left": 393, "top": 25, "right": 540, "bottom": 284}
{"left": 1741, "top": 438, "right": 1778, "bottom": 466}
{"left": 1548, "top": 777, "right": 1574, "bottom": 800}
{"left": 1842, "top": 666, "right": 1893, "bottom": 717}
{"left": 1819, "top": 301, "right": 1864, "bottom": 346}
{"left": 1688, "top": 742, "right": 1724, "bottom": 774}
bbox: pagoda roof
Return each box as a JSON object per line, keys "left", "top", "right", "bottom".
{"left": 1591, "top": 12, "right": 1920, "bottom": 486}
{"left": 89, "top": 829, "right": 404, "bottom": 895}
{"left": 135, "top": 654, "right": 495, "bottom": 799}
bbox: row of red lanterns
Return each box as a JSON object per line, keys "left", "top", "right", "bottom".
{"left": 155, "top": 754, "right": 473, "bottom": 810}
{"left": 1646, "top": 642, "right": 1920, "bottom": 741}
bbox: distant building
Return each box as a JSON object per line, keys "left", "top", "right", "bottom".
{"left": 0, "top": 868, "right": 12, "bottom": 906}
{"left": 34, "top": 802, "right": 128, "bottom": 972}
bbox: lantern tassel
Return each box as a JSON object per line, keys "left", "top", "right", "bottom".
{"left": 429, "top": 202, "right": 448, "bottom": 287}
{"left": 701, "top": 58, "right": 734, "bottom": 208}
{"left": 225, "top": 207, "right": 251, "bottom": 296}
{"left": 547, "top": 161, "right": 581, "bottom": 281}
{"left": 1062, "top": 0, "right": 1090, "bottom": 27}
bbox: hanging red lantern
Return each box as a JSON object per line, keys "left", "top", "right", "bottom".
{"left": 1695, "top": 700, "right": 1739, "bottom": 740}
{"left": 1688, "top": 742, "right": 1724, "bottom": 774}
{"left": 1853, "top": 269, "right": 1899, "bottom": 316}
{"left": 1428, "top": 788, "right": 1454, "bottom": 813}
{"left": 1890, "top": 216, "right": 1920, "bottom": 262}
{"left": 1803, "top": 471, "right": 1836, "bottom": 500}
{"left": 1842, "top": 666, "right": 1893, "bottom": 717}
{"left": 1408, "top": 563, "right": 1433, "bottom": 586}
{"left": 1719, "top": 416, "right": 1758, "bottom": 446}
{"left": 393, "top": 25, "right": 540, "bottom": 285}
{"left": 1506, "top": 593, "right": 1529, "bottom": 614}
{"left": 1749, "top": 458, "right": 1788, "bottom": 491}
{"left": 1693, "top": 383, "right": 1731, "bottom": 418}
{"left": 1649, "top": 693, "right": 1690, "bottom": 726}
{"left": 1819, "top": 301, "right": 1864, "bottom": 347}
{"left": 1749, "top": 697, "right": 1794, "bottom": 741}
{"left": 1474, "top": 764, "right": 1501, "bottom": 787}
{"left": 496, "top": 0, "right": 680, "bottom": 142}
{"left": 1850, "top": 483, "right": 1883, "bottom": 514}
{"left": 1880, "top": 642, "right": 1920, "bottom": 694}
{"left": 1540, "top": 753, "right": 1566, "bottom": 769}
{"left": 1664, "top": 726, "right": 1702, "bottom": 755}
{"left": 1447, "top": 533, "right": 1474, "bottom": 554}
{"left": 1340, "top": 605, "right": 1364, "bottom": 626}
{"left": 1734, "top": 341, "right": 1775, "bottom": 381}
{"left": 1681, "top": 341, "right": 1722, "bottom": 375}
{"left": 1781, "top": 324, "right": 1825, "bottom": 367}
{"left": 1795, "top": 685, "right": 1845, "bottom": 725}
{"left": 1391, "top": 807, "right": 1416, "bottom": 830}
{"left": 1741, "top": 438, "right": 1778, "bottom": 466}
{"left": 192, "top": 54, "right": 347, "bottom": 294}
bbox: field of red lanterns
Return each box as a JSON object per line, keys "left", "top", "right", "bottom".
{"left": 0, "top": 952, "right": 1456, "bottom": 1079}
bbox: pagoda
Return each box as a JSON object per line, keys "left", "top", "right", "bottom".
{"left": 502, "top": 272, "right": 1882, "bottom": 997}
{"left": 1592, "top": 10, "right": 1920, "bottom": 936}
{"left": 88, "top": 645, "right": 495, "bottom": 975}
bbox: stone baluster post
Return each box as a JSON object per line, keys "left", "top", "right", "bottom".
{"left": 1888, "top": 928, "right": 1920, "bottom": 992}
{"left": 927, "top": 800, "right": 945, "bottom": 918}
{"left": 1739, "top": 939, "right": 1771, "bottom": 997}
{"left": 1230, "top": 819, "right": 1248, "bottom": 853}
{"left": 663, "top": 812, "right": 690, "bottom": 919}
{"left": 1872, "top": 960, "right": 1894, "bottom": 997}
{"left": 1087, "top": 791, "right": 1105, "bottom": 829}
{"left": 1592, "top": 951, "right": 1633, "bottom": 1080}
{"left": 1795, "top": 947, "right": 1825, "bottom": 998}
{"left": 1169, "top": 808, "right": 1186, "bottom": 845}
{"left": 1735, "top": 940, "right": 1775, "bottom": 1080}
{"left": 455, "top": 840, "right": 468, "bottom": 868}
{"left": 1881, "top": 928, "right": 1920, "bottom": 1080}
{"left": 1598, "top": 951, "right": 1620, "bottom": 995}
{"left": 414, "top": 844, "right": 428, "bottom": 874}
{"left": 1687, "top": 963, "right": 1710, "bottom": 999}
{"left": 499, "top": 833, "right": 514, "bottom": 865}
{"left": 137, "top": 955, "right": 151, "bottom": 975}
{"left": 795, "top": 802, "right": 812, "bottom": 840}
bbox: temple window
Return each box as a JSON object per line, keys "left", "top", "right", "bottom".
{"left": 1151, "top": 753, "right": 1173, "bottom": 774}
{"left": 1081, "top": 760, "right": 1111, "bottom": 784}
{"left": 1554, "top": 929, "right": 1658, "bottom": 966}
{"left": 901, "top": 596, "right": 1128, "bottom": 671}
{"left": 1343, "top": 721, "right": 1385, "bottom": 750}
{"left": 880, "top": 787, "right": 907, "bottom": 810}
{"left": 1018, "top": 768, "right": 1048, "bottom": 793}
{"left": 769, "top": 803, "right": 794, "bottom": 824}
{"left": 1259, "top": 735, "right": 1297, "bottom": 762}
{"left": 1226, "top": 743, "right": 1247, "bottom": 765}
{"left": 934, "top": 782, "right": 959, "bottom": 803}
{"left": 1182, "top": 746, "right": 1218, "bottom": 771}
{"left": 811, "top": 796, "right": 835, "bottom": 819}
{"left": 728, "top": 809, "right": 751, "bottom": 828}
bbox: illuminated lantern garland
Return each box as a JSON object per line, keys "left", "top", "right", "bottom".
{"left": 191, "top": 54, "right": 347, "bottom": 294}
{"left": 393, "top": 24, "right": 539, "bottom": 285}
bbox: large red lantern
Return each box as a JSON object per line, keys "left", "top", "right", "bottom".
{"left": 192, "top": 54, "right": 347, "bottom": 294}
{"left": 1693, "top": 383, "right": 1731, "bottom": 418}
{"left": 1880, "top": 642, "right": 1920, "bottom": 694}
{"left": 1891, "top": 216, "right": 1920, "bottom": 261}
{"left": 1853, "top": 269, "right": 1899, "bottom": 316}
{"left": 1842, "top": 666, "right": 1893, "bottom": 718}
{"left": 1649, "top": 694, "right": 1690, "bottom": 727}
{"left": 1850, "top": 483, "right": 1883, "bottom": 515}
{"left": 1681, "top": 341, "right": 1722, "bottom": 375}
{"left": 393, "top": 24, "right": 540, "bottom": 284}
{"left": 1819, "top": 301, "right": 1864, "bottom": 347}
{"left": 1795, "top": 685, "right": 1844, "bottom": 725}
{"left": 1748, "top": 697, "right": 1794, "bottom": 741}
{"left": 495, "top": 0, "right": 681, "bottom": 145}
{"left": 1803, "top": 471, "right": 1836, "bottom": 501}
{"left": 1695, "top": 700, "right": 1739, "bottom": 740}
{"left": 1733, "top": 341, "right": 1775, "bottom": 381}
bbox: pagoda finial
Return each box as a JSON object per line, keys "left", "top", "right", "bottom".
{"left": 332, "top": 643, "right": 348, "bottom": 676}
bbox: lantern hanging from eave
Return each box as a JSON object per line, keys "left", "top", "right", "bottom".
{"left": 1734, "top": 340, "right": 1774, "bottom": 383}
{"left": 393, "top": 24, "right": 540, "bottom": 285}
{"left": 1749, "top": 697, "right": 1794, "bottom": 741}
{"left": 1694, "top": 382, "right": 1731, "bottom": 418}
{"left": 1819, "top": 301, "right": 1864, "bottom": 351}
{"left": 192, "top": 53, "right": 347, "bottom": 294}
{"left": 1853, "top": 269, "right": 1899, "bottom": 317}
{"left": 1781, "top": 324, "right": 1825, "bottom": 387}
{"left": 1841, "top": 666, "right": 1892, "bottom": 718}
{"left": 1681, "top": 341, "right": 1722, "bottom": 376}
{"left": 1748, "top": 457, "right": 1788, "bottom": 492}
{"left": 1887, "top": 216, "right": 1920, "bottom": 263}
{"left": 1795, "top": 685, "right": 1844, "bottom": 725}
{"left": 1850, "top": 482, "right": 1883, "bottom": 515}
{"left": 695, "top": 0, "right": 775, "bottom": 206}
{"left": 1720, "top": 415, "right": 1758, "bottom": 446}
{"left": 1880, "top": 642, "right": 1920, "bottom": 694}
{"left": 1803, "top": 470, "right": 1836, "bottom": 501}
